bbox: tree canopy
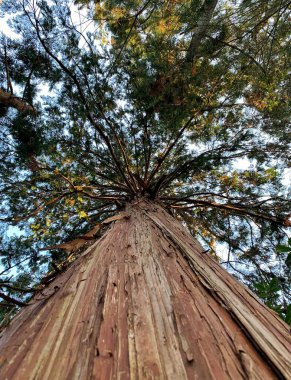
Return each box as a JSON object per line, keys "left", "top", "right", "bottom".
{"left": 0, "top": 0, "right": 290, "bottom": 324}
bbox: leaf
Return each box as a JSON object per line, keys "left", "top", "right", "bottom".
{"left": 285, "top": 253, "right": 291, "bottom": 268}
{"left": 111, "top": 7, "right": 125, "bottom": 20}
{"left": 78, "top": 210, "right": 87, "bottom": 218}
{"left": 276, "top": 245, "right": 290, "bottom": 253}
{"left": 284, "top": 304, "right": 291, "bottom": 325}
{"left": 253, "top": 282, "right": 266, "bottom": 291}
{"left": 65, "top": 198, "right": 75, "bottom": 207}
{"left": 30, "top": 223, "right": 41, "bottom": 231}
{"left": 269, "top": 278, "right": 280, "bottom": 292}
{"left": 156, "top": 20, "right": 167, "bottom": 35}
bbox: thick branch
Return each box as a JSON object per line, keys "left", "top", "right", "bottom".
{"left": 0, "top": 291, "right": 28, "bottom": 307}
{"left": 0, "top": 88, "right": 35, "bottom": 113}
{"left": 170, "top": 198, "right": 287, "bottom": 225}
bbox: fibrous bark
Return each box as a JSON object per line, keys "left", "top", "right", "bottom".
{"left": 0, "top": 200, "right": 290, "bottom": 379}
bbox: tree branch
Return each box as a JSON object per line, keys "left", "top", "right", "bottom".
{"left": 169, "top": 198, "right": 287, "bottom": 226}
{"left": 0, "top": 291, "right": 28, "bottom": 307}
{"left": 0, "top": 88, "right": 35, "bottom": 113}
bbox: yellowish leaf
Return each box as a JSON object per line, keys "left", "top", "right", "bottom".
{"left": 65, "top": 198, "right": 75, "bottom": 207}
{"left": 156, "top": 20, "right": 167, "bottom": 35}
{"left": 111, "top": 7, "right": 125, "bottom": 20}
{"left": 78, "top": 210, "right": 87, "bottom": 218}
{"left": 77, "top": 195, "right": 83, "bottom": 203}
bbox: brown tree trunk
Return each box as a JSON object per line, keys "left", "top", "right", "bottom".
{"left": 0, "top": 200, "right": 290, "bottom": 379}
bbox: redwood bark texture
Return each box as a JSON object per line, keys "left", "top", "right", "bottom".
{"left": 0, "top": 200, "right": 290, "bottom": 379}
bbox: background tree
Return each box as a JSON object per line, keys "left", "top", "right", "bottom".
{"left": 0, "top": 0, "right": 290, "bottom": 329}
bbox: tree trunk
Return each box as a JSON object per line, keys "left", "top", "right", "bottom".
{"left": 0, "top": 200, "right": 290, "bottom": 379}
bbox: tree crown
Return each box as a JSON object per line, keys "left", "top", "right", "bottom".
{"left": 0, "top": 0, "right": 290, "bottom": 323}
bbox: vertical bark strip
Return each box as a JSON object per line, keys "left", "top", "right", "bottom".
{"left": 0, "top": 200, "right": 290, "bottom": 379}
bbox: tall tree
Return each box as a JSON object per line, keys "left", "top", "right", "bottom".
{"left": 0, "top": 0, "right": 290, "bottom": 377}
{"left": 0, "top": 200, "right": 290, "bottom": 379}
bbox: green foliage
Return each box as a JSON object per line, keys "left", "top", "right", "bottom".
{"left": 254, "top": 277, "right": 291, "bottom": 324}
{"left": 0, "top": 0, "right": 290, "bottom": 322}
{"left": 276, "top": 239, "right": 291, "bottom": 269}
